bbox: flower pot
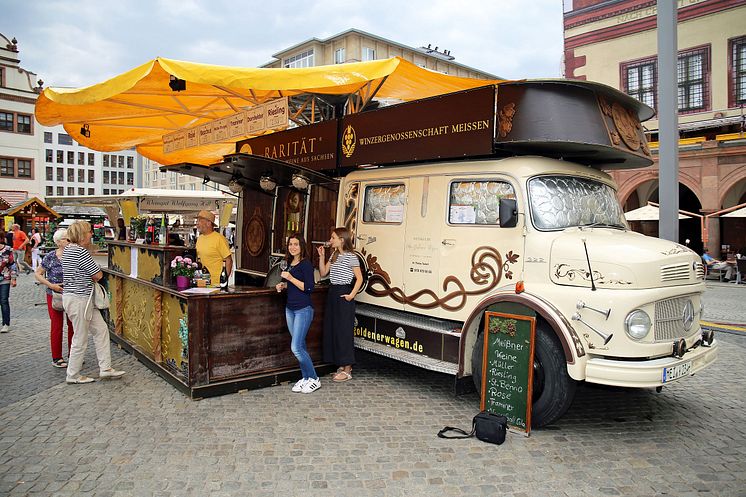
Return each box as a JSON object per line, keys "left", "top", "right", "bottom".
{"left": 175, "top": 275, "right": 190, "bottom": 290}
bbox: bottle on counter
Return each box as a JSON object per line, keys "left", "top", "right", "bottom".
{"left": 145, "top": 218, "right": 154, "bottom": 244}
{"left": 158, "top": 215, "right": 167, "bottom": 246}
{"left": 219, "top": 260, "right": 228, "bottom": 291}
{"left": 193, "top": 258, "right": 203, "bottom": 287}
{"left": 128, "top": 218, "right": 136, "bottom": 242}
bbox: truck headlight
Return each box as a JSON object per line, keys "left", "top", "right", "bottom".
{"left": 625, "top": 309, "right": 652, "bottom": 340}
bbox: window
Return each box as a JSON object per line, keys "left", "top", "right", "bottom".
{"left": 127, "top": 156, "right": 133, "bottom": 168}
{"left": 118, "top": 171, "right": 124, "bottom": 184}
{"left": 46, "top": 186, "right": 53, "bottom": 196}
{"left": 623, "top": 58, "right": 657, "bottom": 109}
{"left": 88, "top": 153, "right": 94, "bottom": 166}
{"left": 103, "top": 171, "right": 109, "bottom": 183}
{"left": 118, "top": 156, "right": 124, "bottom": 167}
{"left": 103, "top": 188, "right": 110, "bottom": 195}
{"left": 103, "top": 154, "right": 109, "bottom": 167}
{"left": 88, "top": 170, "right": 94, "bottom": 183}
{"left": 335, "top": 48, "right": 345, "bottom": 64}
{"left": 362, "top": 47, "right": 376, "bottom": 61}
{"left": 78, "top": 169, "right": 85, "bottom": 182}
{"left": 44, "top": 131, "right": 52, "bottom": 143}
{"left": 127, "top": 172, "right": 133, "bottom": 185}
{"left": 16, "top": 114, "right": 31, "bottom": 134}
{"left": 58, "top": 133, "right": 73, "bottom": 145}
{"left": 57, "top": 186, "right": 63, "bottom": 196}
{"left": 67, "top": 151, "right": 74, "bottom": 164}
{"left": 0, "top": 112, "right": 12, "bottom": 131}
{"left": 78, "top": 152, "right": 84, "bottom": 165}
{"left": 46, "top": 166, "right": 53, "bottom": 181}
{"left": 56, "top": 150, "right": 63, "bottom": 163}
{"left": 88, "top": 188, "right": 94, "bottom": 195}
{"left": 67, "top": 187, "right": 74, "bottom": 195}
{"left": 730, "top": 36, "right": 746, "bottom": 106}
{"left": 78, "top": 187, "right": 85, "bottom": 195}
{"left": 0, "top": 157, "right": 13, "bottom": 176}
{"left": 448, "top": 180, "right": 516, "bottom": 225}
{"left": 362, "top": 184, "right": 406, "bottom": 224}
{"left": 56, "top": 168, "right": 63, "bottom": 181}
{"left": 284, "top": 49, "right": 314, "bottom": 68}
{"left": 17, "top": 160, "right": 31, "bottom": 177}
{"left": 677, "top": 46, "right": 709, "bottom": 113}
{"left": 67, "top": 168, "right": 74, "bottom": 182}
{"left": 46, "top": 149, "right": 53, "bottom": 162}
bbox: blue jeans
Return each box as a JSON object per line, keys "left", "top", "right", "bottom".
{"left": 285, "top": 305, "right": 317, "bottom": 380}
{"left": 0, "top": 283, "right": 10, "bottom": 326}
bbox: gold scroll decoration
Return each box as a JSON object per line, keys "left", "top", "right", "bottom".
{"left": 245, "top": 207, "right": 266, "bottom": 257}
{"left": 343, "top": 183, "right": 359, "bottom": 247}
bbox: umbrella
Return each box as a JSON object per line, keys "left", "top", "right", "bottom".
{"left": 624, "top": 204, "right": 691, "bottom": 221}
{"left": 722, "top": 206, "right": 746, "bottom": 218}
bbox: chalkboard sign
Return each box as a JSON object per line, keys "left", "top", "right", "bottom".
{"left": 480, "top": 311, "right": 536, "bottom": 435}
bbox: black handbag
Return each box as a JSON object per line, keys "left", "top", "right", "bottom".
{"left": 437, "top": 411, "right": 507, "bottom": 445}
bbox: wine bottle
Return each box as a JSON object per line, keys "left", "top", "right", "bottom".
{"left": 145, "top": 218, "right": 153, "bottom": 244}
{"left": 219, "top": 260, "right": 228, "bottom": 291}
{"left": 159, "top": 215, "right": 166, "bottom": 246}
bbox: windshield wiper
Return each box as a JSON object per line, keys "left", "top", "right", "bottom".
{"left": 578, "top": 222, "right": 626, "bottom": 230}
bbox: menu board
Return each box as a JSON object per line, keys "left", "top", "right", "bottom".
{"left": 480, "top": 311, "right": 535, "bottom": 435}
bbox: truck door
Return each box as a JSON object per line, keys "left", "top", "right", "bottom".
{"left": 436, "top": 176, "right": 521, "bottom": 321}
{"left": 355, "top": 179, "right": 409, "bottom": 311}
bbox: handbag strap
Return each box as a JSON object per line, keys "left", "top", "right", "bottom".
{"left": 437, "top": 418, "right": 477, "bottom": 439}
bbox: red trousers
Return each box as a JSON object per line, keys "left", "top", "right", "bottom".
{"left": 46, "top": 293, "right": 74, "bottom": 360}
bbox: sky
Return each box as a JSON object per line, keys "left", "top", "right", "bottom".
{"left": 1, "top": 0, "right": 566, "bottom": 89}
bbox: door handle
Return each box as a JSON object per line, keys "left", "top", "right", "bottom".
{"left": 442, "top": 239, "right": 456, "bottom": 246}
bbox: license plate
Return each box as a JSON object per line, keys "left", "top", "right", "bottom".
{"left": 662, "top": 361, "right": 692, "bottom": 383}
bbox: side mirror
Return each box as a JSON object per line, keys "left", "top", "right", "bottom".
{"left": 499, "top": 198, "right": 518, "bottom": 228}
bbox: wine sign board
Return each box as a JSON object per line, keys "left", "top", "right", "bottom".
{"left": 481, "top": 311, "right": 536, "bottom": 435}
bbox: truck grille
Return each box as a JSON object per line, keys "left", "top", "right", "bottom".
{"left": 695, "top": 262, "right": 705, "bottom": 279}
{"left": 660, "top": 262, "right": 691, "bottom": 282}
{"left": 654, "top": 295, "right": 696, "bottom": 342}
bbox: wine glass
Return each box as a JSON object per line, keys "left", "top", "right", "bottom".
{"left": 279, "top": 260, "right": 288, "bottom": 271}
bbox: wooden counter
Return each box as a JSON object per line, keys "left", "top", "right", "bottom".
{"left": 102, "top": 265, "right": 332, "bottom": 399}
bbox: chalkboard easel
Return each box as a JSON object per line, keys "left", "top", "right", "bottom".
{"left": 480, "top": 311, "right": 536, "bottom": 435}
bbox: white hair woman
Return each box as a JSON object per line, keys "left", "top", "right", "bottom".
{"left": 62, "top": 221, "right": 125, "bottom": 384}
{"left": 35, "top": 228, "right": 75, "bottom": 368}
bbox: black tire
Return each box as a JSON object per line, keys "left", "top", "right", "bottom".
{"left": 472, "top": 321, "right": 577, "bottom": 428}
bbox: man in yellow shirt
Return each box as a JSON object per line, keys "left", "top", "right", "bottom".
{"left": 195, "top": 210, "right": 232, "bottom": 285}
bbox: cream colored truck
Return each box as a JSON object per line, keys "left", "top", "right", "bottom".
{"left": 340, "top": 150, "right": 717, "bottom": 428}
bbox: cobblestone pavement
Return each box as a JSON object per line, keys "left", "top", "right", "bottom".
{"left": 0, "top": 275, "right": 744, "bottom": 497}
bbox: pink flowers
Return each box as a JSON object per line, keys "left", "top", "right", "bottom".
{"left": 171, "top": 255, "right": 197, "bottom": 277}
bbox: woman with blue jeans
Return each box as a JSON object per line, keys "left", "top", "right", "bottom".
{"left": 276, "top": 232, "right": 320, "bottom": 394}
{"left": 0, "top": 230, "right": 18, "bottom": 333}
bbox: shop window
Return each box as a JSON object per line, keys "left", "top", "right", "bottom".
{"left": 362, "top": 184, "right": 406, "bottom": 224}
{"left": 448, "top": 180, "right": 515, "bottom": 225}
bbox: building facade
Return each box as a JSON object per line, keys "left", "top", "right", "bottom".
{"left": 563, "top": 0, "right": 746, "bottom": 255}
{"left": 261, "top": 28, "right": 499, "bottom": 79}
{"left": 0, "top": 34, "right": 43, "bottom": 201}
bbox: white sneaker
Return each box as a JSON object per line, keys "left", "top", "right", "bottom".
{"left": 301, "top": 378, "right": 321, "bottom": 394}
{"left": 0, "top": 324, "right": 8, "bottom": 333}
{"left": 291, "top": 378, "right": 307, "bottom": 393}
{"left": 99, "top": 368, "right": 125, "bottom": 379}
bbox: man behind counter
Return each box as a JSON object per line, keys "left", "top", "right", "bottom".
{"left": 195, "top": 210, "right": 232, "bottom": 285}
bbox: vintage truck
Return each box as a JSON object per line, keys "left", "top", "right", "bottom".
{"left": 169, "top": 79, "right": 718, "bottom": 425}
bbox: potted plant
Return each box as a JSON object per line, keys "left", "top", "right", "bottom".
{"left": 171, "top": 255, "right": 197, "bottom": 290}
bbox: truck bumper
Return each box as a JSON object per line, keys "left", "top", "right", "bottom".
{"left": 584, "top": 340, "right": 718, "bottom": 388}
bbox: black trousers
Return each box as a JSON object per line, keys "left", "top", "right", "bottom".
{"left": 323, "top": 284, "right": 356, "bottom": 366}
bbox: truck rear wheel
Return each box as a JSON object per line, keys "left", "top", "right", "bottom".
{"left": 471, "top": 322, "right": 577, "bottom": 428}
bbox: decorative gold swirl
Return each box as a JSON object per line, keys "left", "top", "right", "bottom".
{"left": 365, "top": 246, "right": 519, "bottom": 311}
{"left": 343, "top": 183, "right": 359, "bottom": 245}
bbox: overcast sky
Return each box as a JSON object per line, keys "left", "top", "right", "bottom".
{"left": 2, "top": 0, "right": 565, "bottom": 89}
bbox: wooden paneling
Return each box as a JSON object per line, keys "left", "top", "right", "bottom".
{"left": 240, "top": 188, "right": 274, "bottom": 274}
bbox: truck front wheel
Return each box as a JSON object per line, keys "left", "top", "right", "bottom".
{"left": 471, "top": 322, "right": 577, "bottom": 428}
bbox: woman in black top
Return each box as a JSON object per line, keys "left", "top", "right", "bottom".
{"left": 276, "top": 233, "right": 320, "bottom": 394}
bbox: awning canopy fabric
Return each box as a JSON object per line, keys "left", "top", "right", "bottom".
{"left": 624, "top": 204, "right": 691, "bottom": 221}
{"left": 35, "top": 57, "right": 503, "bottom": 167}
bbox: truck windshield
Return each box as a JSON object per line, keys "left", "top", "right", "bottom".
{"left": 528, "top": 176, "right": 626, "bottom": 231}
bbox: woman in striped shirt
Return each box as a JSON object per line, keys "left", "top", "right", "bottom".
{"left": 317, "top": 227, "right": 363, "bottom": 382}
{"left": 62, "top": 221, "right": 125, "bottom": 384}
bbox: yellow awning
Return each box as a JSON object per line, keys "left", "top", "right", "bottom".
{"left": 36, "top": 57, "right": 502, "bottom": 166}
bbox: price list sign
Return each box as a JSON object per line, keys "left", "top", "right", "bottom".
{"left": 480, "top": 311, "right": 536, "bottom": 435}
